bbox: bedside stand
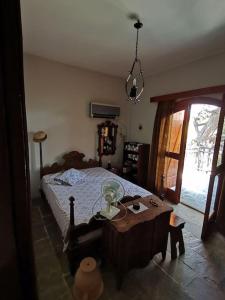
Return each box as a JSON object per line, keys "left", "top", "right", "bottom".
{"left": 103, "top": 196, "right": 173, "bottom": 289}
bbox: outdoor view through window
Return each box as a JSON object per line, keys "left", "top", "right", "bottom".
{"left": 181, "top": 104, "right": 221, "bottom": 212}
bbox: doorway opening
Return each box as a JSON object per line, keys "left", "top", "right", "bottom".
{"left": 152, "top": 94, "right": 225, "bottom": 238}
{"left": 180, "top": 104, "right": 220, "bottom": 213}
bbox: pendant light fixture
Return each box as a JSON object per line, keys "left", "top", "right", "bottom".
{"left": 126, "top": 15, "right": 144, "bottom": 104}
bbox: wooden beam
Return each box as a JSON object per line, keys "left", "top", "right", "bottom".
{"left": 150, "top": 85, "right": 225, "bottom": 103}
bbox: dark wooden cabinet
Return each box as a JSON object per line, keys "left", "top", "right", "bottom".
{"left": 97, "top": 121, "right": 118, "bottom": 166}
{"left": 122, "top": 142, "right": 150, "bottom": 188}
{"left": 103, "top": 196, "right": 172, "bottom": 289}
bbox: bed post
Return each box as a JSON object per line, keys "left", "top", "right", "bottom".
{"left": 69, "top": 196, "right": 75, "bottom": 227}
{"left": 65, "top": 196, "right": 78, "bottom": 275}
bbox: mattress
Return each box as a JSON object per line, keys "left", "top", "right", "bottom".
{"left": 42, "top": 167, "right": 151, "bottom": 237}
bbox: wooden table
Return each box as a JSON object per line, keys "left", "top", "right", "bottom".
{"left": 103, "top": 195, "right": 173, "bottom": 289}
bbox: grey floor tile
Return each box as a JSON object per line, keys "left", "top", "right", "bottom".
{"left": 34, "top": 238, "right": 55, "bottom": 258}
{"left": 32, "top": 223, "right": 48, "bottom": 241}
{"left": 56, "top": 249, "right": 70, "bottom": 275}
{"left": 39, "top": 282, "right": 72, "bottom": 300}
{"left": 32, "top": 197, "right": 43, "bottom": 207}
{"left": 39, "top": 199, "right": 52, "bottom": 217}
{"left": 179, "top": 247, "right": 208, "bottom": 272}
{"left": 32, "top": 197, "right": 225, "bottom": 300}
{"left": 219, "top": 276, "right": 225, "bottom": 291}
{"left": 179, "top": 245, "right": 225, "bottom": 286}
{"left": 32, "top": 206, "right": 43, "bottom": 225}
{"left": 186, "top": 277, "right": 225, "bottom": 300}
{"left": 154, "top": 253, "right": 196, "bottom": 287}
{"left": 135, "top": 263, "right": 192, "bottom": 300}
{"left": 43, "top": 213, "right": 57, "bottom": 226}
{"left": 35, "top": 252, "right": 61, "bottom": 274}
{"left": 64, "top": 273, "right": 74, "bottom": 289}
{"left": 45, "top": 222, "right": 63, "bottom": 248}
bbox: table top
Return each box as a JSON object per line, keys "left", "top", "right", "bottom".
{"left": 110, "top": 195, "right": 173, "bottom": 233}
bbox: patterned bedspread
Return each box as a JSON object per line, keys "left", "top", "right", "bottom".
{"left": 42, "top": 167, "right": 151, "bottom": 237}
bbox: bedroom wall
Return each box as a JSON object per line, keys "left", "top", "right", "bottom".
{"left": 129, "top": 52, "right": 225, "bottom": 144}
{"left": 24, "top": 54, "right": 129, "bottom": 198}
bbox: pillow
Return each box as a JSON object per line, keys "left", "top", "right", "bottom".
{"left": 54, "top": 168, "right": 86, "bottom": 186}
{"left": 43, "top": 172, "right": 63, "bottom": 185}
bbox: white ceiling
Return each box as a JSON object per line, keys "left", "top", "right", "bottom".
{"left": 21, "top": 0, "right": 225, "bottom": 78}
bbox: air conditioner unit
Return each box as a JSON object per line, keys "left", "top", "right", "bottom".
{"left": 90, "top": 102, "right": 120, "bottom": 119}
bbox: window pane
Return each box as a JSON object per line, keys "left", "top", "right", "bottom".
{"left": 210, "top": 175, "right": 219, "bottom": 214}
{"left": 164, "top": 157, "right": 178, "bottom": 190}
{"left": 167, "top": 110, "right": 185, "bottom": 154}
{"left": 217, "top": 117, "right": 225, "bottom": 166}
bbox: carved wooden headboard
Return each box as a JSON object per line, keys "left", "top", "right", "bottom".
{"left": 41, "top": 151, "right": 99, "bottom": 177}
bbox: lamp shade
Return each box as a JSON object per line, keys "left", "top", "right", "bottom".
{"left": 33, "top": 131, "right": 47, "bottom": 143}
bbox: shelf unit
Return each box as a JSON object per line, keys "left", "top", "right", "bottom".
{"left": 97, "top": 121, "right": 118, "bottom": 166}
{"left": 122, "top": 142, "right": 150, "bottom": 188}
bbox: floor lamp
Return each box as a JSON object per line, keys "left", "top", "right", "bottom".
{"left": 33, "top": 131, "right": 47, "bottom": 178}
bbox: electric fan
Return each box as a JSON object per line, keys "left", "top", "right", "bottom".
{"left": 100, "top": 179, "right": 125, "bottom": 220}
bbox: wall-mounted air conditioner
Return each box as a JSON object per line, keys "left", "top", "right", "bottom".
{"left": 90, "top": 102, "right": 120, "bottom": 119}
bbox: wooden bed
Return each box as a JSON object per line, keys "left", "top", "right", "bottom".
{"left": 41, "top": 151, "right": 103, "bottom": 273}
{"left": 40, "top": 151, "right": 147, "bottom": 274}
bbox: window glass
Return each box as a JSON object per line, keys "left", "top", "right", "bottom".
{"left": 210, "top": 175, "right": 219, "bottom": 214}
{"left": 217, "top": 117, "right": 225, "bottom": 166}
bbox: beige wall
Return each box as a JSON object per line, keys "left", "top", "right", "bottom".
{"left": 24, "top": 54, "right": 129, "bottom": 197}
{"left": 25, "top": 52, "right": 225, "bottom": 197}
{"left": 129, "top": 52, "right": 225, "bottom": 144}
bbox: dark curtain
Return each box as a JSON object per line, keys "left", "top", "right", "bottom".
{"left": 148, "top": 101, "right": 174, "bottom": 194}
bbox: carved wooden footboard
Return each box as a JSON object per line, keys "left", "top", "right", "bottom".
{"left": 64, "top": 196, "right": 104, "bottom": 275}
{"left": 64, "top": 195, "right": 142, "bottom": 275}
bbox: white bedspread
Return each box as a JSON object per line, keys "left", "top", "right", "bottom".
{"left": 42, "top": 167, "right": 151, "bottom": 237}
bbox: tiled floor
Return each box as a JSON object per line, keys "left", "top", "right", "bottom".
{"left": 32, "top": 197, "right": 225, "bottom": 300}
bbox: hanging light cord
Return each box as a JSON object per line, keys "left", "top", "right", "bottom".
{"left": 130, "top": 21, "right": 143, "bottom": 74}
{"left": 135, "top": 27, "right": 139, "bottom": 61}
{"left": 135, "top": 27, "right": 143, "bottom": 76}
{"left": 125, "top": 17, "right": 144, "bottom": 103}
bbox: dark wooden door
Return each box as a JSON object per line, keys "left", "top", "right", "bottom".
{"left": 202, "top": 96, "right": 225, "bottom": 239}
{"left": 216, "top": 169, "right": 225, "bottom": 236}
{"left": 0, "top": 1, "right": 38, "bottom": 299}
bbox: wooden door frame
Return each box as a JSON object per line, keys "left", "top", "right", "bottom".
{"left": 201, "top": 94, "right": 225, "bottom": 239}
{"left": 0, "top": 1, "right": 38, "bottom": 299}
{"left": 165, "top": 96, "right": 223, "bottom": 202}
{"left": 150, "top": 85, "right": 225, "bottom": 239}
{"left": 150, "top": 85, "right": 225, "bottom": 103}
